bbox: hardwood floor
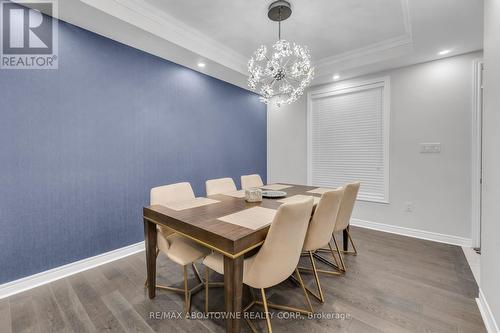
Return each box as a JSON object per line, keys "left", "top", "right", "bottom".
{"left": 0, "top": 227, "right": 485, "bottom": 332}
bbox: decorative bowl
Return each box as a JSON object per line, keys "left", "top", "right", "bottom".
{"left": 261, "top": 190, "right": 287, "bottom": 198}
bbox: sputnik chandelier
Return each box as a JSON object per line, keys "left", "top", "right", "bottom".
{"left": 248, "top": 1, "right": 314, "bottom": 107}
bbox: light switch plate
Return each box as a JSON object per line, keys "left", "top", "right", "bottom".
{"left": 420, "top": 143, "right": 441, "bottom": 153}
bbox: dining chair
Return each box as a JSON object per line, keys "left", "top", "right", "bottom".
{"left": 205, "top": 177, "right": 237, "bottom": 195}
{"left": 203, "top": 198, "right": 314, "bottom": 333}
{"left": 297, "top": 188, "right": 344, "bottom": 303}
{"left": 316, "top": 181, "right": 360, "bottom": 272}
{"left": 148, "top": 182, "right": 211, "bottom": 315}
{"left": 241, "top": 174, "right": 264, "bottom": 189}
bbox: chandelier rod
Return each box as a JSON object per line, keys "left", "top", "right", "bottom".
{"left": 278, "top": 7, "right": 281, "bottom": 40}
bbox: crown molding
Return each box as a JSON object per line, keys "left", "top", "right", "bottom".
{"left": 314, "top": 0, "right": 413, "bottom": 77}
{"left": 315, "top": 35, "right": 413, "bottom": 70}
{"left": 79, "top": 0, "right": 414, "bottom": 83}
{"left": 80, "top": 0, "right": 249, "bottom": 75}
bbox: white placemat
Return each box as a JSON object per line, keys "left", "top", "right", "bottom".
{"left": 307, "top": 187, "right": 337, "bottom": 195}
{"left": 218, "top": 207, "right": 277, "bottom": 230}
{"left": 277, "top": 195, "right": 320, "bottom": 206}
{"left": 164, "top": 197, "right": 219, "bottom": 211}
{"left": 222, "top": 190, "right": 246, "bottom": 198}
{"left": 261, "top": 184, "right": 292, "bottom": 191}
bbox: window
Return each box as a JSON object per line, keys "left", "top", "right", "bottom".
{"left": 307, "top": 77, "right": 390, "bottom": 203}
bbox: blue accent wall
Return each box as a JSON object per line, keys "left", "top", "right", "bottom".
{"left": 0, "top": 18, "right": 266, "bottom": 283}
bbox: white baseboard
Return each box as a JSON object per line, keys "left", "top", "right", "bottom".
{"left": 0, "top": 241, "right": 145, "bottom": 299}
{"left": 477, "top": 289, "right": 500, "bottom": 333}
{"left": 351, "top": 218, "right": 473, "bottom": 247}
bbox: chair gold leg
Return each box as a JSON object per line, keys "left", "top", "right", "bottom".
{"left": 205, "top": 267, "right": 209, "bottom": 314}
{"left": 244, "top": 295, "right": 259, "bottom": 333}
{"left": 261, "top": 288, "right": 273, "bottom": 333}
{"left": 245, "top": 317, "right": 259, "bottom": 333}
{"left": 325, "top": 229, "right": 358, "bottom": 255}
{"left": 328, "top": 241, "right": 341, "bottom": 268}
{"left": 244, "top": 283, "right": 312, "bottom": 332}
{"left": 192, "top": 262, "right": 204, "bottom": 283}
{"left": 299, "top": 242, "right": 343, "bottom": 276}
{"left": 295, "top": 268, "right": 313, "bottom": 313}
{"left": 308, "top": 251, "right": 324, "bottom": 302}
{"left": 311, "top": 252, "right": 343, "bottom": 273}
{"left": 322, "top": 242, "right": 345, "bottom": 274}
{"left": 183, "top": 265, "right": 190, "bottom": 317}
{"left": 346, "top": 229, "right": 358, "bottom": 255}
{"left": 148, "top": 258, "right": 203, "bottom": 316}
{"left": 332, "top": 235, "right": 346, "bottom": 272}
{"left": 298, "top": 266, "right": 343, "bottom": 276}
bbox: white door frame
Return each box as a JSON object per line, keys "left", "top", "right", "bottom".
{"left": 471, "top": 58, "right": 483, "bottom": 249}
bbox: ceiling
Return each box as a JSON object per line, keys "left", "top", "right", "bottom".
{"left": 144, "top": 0, "right": 409, "bottom": 61}
{"left": 36, "top": 0, "right": 483, "bottom": 89}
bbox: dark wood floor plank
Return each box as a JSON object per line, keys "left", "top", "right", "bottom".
{"left": 101, "top": 291, "right": 155, "bottom": 333}
{"left": 1, "top": 226, "right": 486, "bottom": 333}
{"left": 332, "top": 298, "right": 414, "bottom": 333}
{"left": 348, "top": 318, "right": 385, "bottom": 333}
{"left": 320, "top": 257, "right": 482, "bottom": 326}
{"left": 0, "top": 299, "right": 13, "bottom": 333}
{"left": 67, "top": 273, "right": 125, "bottom": 332}
{"left": 9, "top": 293, "right": 40, "bottom": 333}
{"left": 49, "top": 278, "right": 96, "bottom": 333}
{"left": 99, "top": 255, "right": 218, "bottom": 332}
{"left": 423, "top": 304, "right": 487, "bottom": 333}
{"left": 31, "top": 285, "right": 66, "bottom": 333}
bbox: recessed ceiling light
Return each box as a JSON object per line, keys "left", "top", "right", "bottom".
{"left": 333, "top": 74, "right": 340, "bottom": 80}
{"left": 438, "top": 50, "right": 451, "bottom": 56}
{"left": 197, "top": 62, "right": 206, "bottom": 68}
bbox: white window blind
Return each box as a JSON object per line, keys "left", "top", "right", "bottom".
{"left": 309, "top": 80, "right": 389, "bottom": 202}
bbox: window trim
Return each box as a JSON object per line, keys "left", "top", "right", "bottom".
{"left": 307, "top": 76, "right": 391, "bottom": 204}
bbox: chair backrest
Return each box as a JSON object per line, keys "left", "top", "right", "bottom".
{"left": 150, "top": 182, "right": 195, "bottom": 205}
{"left": 241, "top": 174, "right": 264, "bottom": 189}
{"left": 334, "top": 182, "right": 360, "bottom": 232}
{"left": 302, "top": 188, "right": 344, "bottom": 251}
{"left": 150, "top": 182, "right": 195, "bottom": 237}
{"left": 205, "top": 177, "right": 237, "bottom": 196}
{"left": 244, "top": 198, "right": 314, "bottom": 289}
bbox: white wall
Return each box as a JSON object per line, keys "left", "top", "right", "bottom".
{"left": 480, "top": 0, "right": 500, "bottom": 330}
{"left": 268, "top": 52, "right": 482, "bottom": 241}
{"left": 267, "top": 96, "right": 308, "bottom": 184}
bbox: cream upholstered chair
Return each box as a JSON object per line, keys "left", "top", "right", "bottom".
{"left": 203, "top": 198, "right": 314, "bottom": 332}
{"left": 298, "top": 188, "right": 344, "bottom": 303}
{"left": 318, "top": 182, "right": 360, "bottom": 272}
{"left": 149, "top": 182, "right": 211, "bottom": 315}
{"left": 332, "top": 181, "right": 361, "bottom": 268}
{"left": 205, "top": 177, "right": 237, "bottom": 195}
{"left": 241, "top": 174, "right": 264, "bottom": 189}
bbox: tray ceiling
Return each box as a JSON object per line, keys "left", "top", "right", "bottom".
{"left": 37, "top": 0, "right": 483, "bottom": 89}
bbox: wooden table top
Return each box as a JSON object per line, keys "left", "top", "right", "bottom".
{"left": 143, "top": 184, "right": 324, "bottom": 258}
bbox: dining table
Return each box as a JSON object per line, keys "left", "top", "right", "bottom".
{"left": 142, "top": 183, "right": 350, "bottom": 333}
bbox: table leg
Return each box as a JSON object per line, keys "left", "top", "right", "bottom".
{"left": 144, "top": 218, "right": 157, "bottom": 299}
{"left": 223, "top": 255, "right": 244, "bottom": 333}
{"left": 343, "top": 227, "right": 349, "bottom": 252}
